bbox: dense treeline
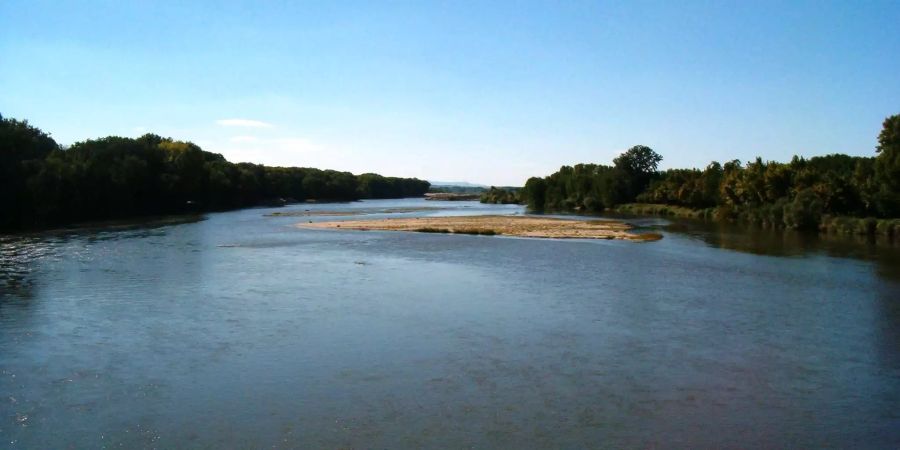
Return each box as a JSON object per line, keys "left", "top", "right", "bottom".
{"left": 479, "top": 186, "right": 521, "bottom": 204}
{"left": 0, "top": 115, "right": 429, "bottom": 230}
{"left": 520, "top": 114, "right": 900, "bottom": 232}
{"left": 521, "top": 145, "right": 662, "bottom": 212}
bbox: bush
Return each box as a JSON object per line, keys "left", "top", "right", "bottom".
{"left": 415, "top": 227, "right": 451, "bottom": 233}
{"left": 783, "top": 189, "right": 824, "bottom": 230}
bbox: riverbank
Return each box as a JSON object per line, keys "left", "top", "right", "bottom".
{"left": 298, "top": 215, "right": 662, "bottom": 241}
{"left": 613, "top": 203, "right": 716, "bottom": 219}
{"left": 613, "top": 203, "right": 900, "bottom": 239}
{"left": 425, "top": 193, "right": 481, "bottom": 201}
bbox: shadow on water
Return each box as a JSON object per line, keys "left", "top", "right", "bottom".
{"left": 0, "top": 215, "right": 206, "bottom": 304}
{"left": 603, "top": 212, "right": 900, "bottom": 282}
{"left": 0, "top": 237, "right": 44, "bottom": 302}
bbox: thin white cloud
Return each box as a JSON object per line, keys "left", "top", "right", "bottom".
{"left": 218, "top": 136, "right": 324, "bottom": 167}
{"left": 268, "top": 137, "right": 320, "bottom": 150}
{"left": 216, "top": 118, "right": 274, "bottom": 128}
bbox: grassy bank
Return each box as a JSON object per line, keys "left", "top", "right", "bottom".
{"left": 819, "top": 216, "right": 900, "bottom": 238}
{"left": 613, "top": 203, "right": 717, "bottom": 220}
{"left": 614, "top": 203, "right": 900, "bottom": 239}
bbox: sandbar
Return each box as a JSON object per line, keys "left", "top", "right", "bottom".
{"left": 298, "top": 215, "right": 662, "bottom": 241}
{"left": 266, "top": 207, "right": 443, "bottom": 217}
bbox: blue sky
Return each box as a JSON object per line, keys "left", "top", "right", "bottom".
{"left": 2, "top": 1, "right": 898, "bottom": 185}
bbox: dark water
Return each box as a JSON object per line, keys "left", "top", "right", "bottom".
{"left": 1, "top": 199, "right": 899, "bottom": 448}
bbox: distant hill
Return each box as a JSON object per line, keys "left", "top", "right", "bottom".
{"left": 428, "top": 181, "right": 488, "bottom": 188}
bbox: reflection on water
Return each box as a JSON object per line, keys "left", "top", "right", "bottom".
{"left": 1, "top": 199, "right": 899, "bottom": 448}
{"left": 0, "top": 237, "right": 43, "bottom": 301}
{"left": 658, "top": 218, "right": 900, "bottom": 281}
{"left": 0, "top": 216, "right": 205, "bottom": 302}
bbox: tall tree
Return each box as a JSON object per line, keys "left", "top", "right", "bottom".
{"left": 0, "top": 116, "right": 60, "bottom": 228}
{"left": 874, "top": 114, "right": 900, "bottom": 216}
{"left": 613, "top": 145, "right": 663, "bottom": 201}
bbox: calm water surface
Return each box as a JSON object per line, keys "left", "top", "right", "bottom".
{"left": 1, "top": 199, "right": 899, "bottom": 448}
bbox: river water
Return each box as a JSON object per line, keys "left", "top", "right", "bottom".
{"left": 1, "top": 199, "right": 898, "bottom": 448}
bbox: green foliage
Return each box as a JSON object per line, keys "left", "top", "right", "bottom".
{"left": 0, "top": 116, "right": 430, "bottom": 230}
{"left": 479, "top": 186, "right": 520, "bottom": 204}
{"left": 874, "top": 114, "right": 900, "bottom": 216}
{"left": 414, "top": 227, "right": 452, "bottom": 233}
{"left": 0, "top": 116, "right": 60, "bottom": 229}
{"left": 782, "top": 189, "right": 824, "bottom": 230}
{"left": 519, "top": 147, "right": 661, "bottom": 212}
{"left": 614, "top": 145, "right": 663, "bottom": 200}
{"left": 519, "top": 114, "right": 900, "bottom": 236}
{"left": 615, "top": 203, "right": 716, "bottom": 219}
{"left": 637, "top": 162, "right": 722, "bottom": 208}
{"left": 428, "top": 185, "right": 486, "bottom": 194}
{"left": 522, "top": 177, "right": 547, "bottom": 210}
{"left": 413, "top": 227, "right": 496, "bottom": 236}
{"left": 820, "top": 216, "right": 900, "bottom": 237}
{"left": 356, "top": 173, "right": 430, "bottom": 199}
{"left": 453, "top": 228, "right": 497, "bottom": 235}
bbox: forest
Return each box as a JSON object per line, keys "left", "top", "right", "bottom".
{"left": 0, "top": 115, "right": 429, "bottom": 231}
{"left": 479, "top": 186, "right": 521, "bottom": 204}
{"left": 520, "top": 114, "right": 900, "bottom": 234}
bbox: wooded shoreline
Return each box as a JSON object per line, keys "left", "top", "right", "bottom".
{"left": 509, "top": 114, "right": 900, "bottom": 238}
{"left": 1, "top": 115, "right": 430, "bottom": 231}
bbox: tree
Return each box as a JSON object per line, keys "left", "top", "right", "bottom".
{"left": 783, "top": 189, "right": 824, "bottom": 230}
{"left": 874, "top": 114, "right": 900, "bottom": 216}
{"left": 522, "top": 177, "right": 547, "bottom": 210}
{"left": 0, "top": 115, "right": 433, "bottom": 231}
{"left": 0, "top": 117, "right": 60, "bottom": 228}
{"left": 613, "top": 145, "right": 662, "bottom": 201}
{"left": 613, "top": 145, "right": 663, "bottom": 175}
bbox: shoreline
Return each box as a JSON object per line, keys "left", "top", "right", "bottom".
{"left": 424, "top": 193, "right": 482, "bottom": 201}
{"left": 612, "top": 203, "right": 900, "bottom": 239}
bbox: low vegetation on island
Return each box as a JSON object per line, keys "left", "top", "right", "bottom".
{"left": 0, "top": 115, "right": 429, "bottom": 231}
{"left": 425, "top": 184, "right": 485, "bottom": 201}
{"left": 424, "top": 192, "right": 481, "bottom": 201}
{"left": 515, "top": 114, "right": 900, "bottom": 237}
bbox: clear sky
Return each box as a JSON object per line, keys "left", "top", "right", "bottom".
{"left": 2, "top": 1, "right": 898, "bottom": 186}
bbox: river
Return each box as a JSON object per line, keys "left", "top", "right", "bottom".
{"left": 1, "top": 199, "right": 898, "bottom": 448}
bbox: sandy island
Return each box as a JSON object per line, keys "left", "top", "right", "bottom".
{"left": 298, "top": 215, "right": 662, "bottom": 241}
{"left": 266, "top": 207, "right": 443, "bottom": 217}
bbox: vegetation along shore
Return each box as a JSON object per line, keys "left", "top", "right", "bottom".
{"left": 0, "top": 115, "right": 430, "bottom": 231}
{"left": 5, "top": 112, "right": 897, "bottom": 239}
{"left": 507, "top": 114, "right": 900, "bottom": 238}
